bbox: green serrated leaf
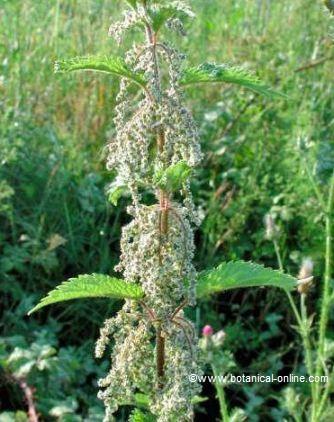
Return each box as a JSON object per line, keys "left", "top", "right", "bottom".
{"left": 28, "top": 274, "right": 144, "bottom": 315}
{"left": 197, "top": 261, "right": 297, "bottom": 298}
{"left": 154, "top": 161, "right": 191, "bottom": 191}
{"left": 129, "top": 409, "right": 156, "bottom": 422}
{"left": 54, "top": 55, "right": 147, "bottom": 87}
{"left": 180, "top": 63, "right": 286, "bottom": 98}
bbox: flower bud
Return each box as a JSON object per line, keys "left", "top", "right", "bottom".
{"left": 297, "top": 258, "right": 314, "bottom": 294}
{"left": 202, "top": 325, "right": 214, "bottom": 337}
{"left": 264, "top": 213, "right": 279, "bottom": 241}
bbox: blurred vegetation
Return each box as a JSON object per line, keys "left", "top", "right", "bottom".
{"left": 0, "top": 0, "right": 333, "bottom": 420}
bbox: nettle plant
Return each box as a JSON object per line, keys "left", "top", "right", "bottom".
{"left": 29, "top": 1, "right": 296, "bottom": 420}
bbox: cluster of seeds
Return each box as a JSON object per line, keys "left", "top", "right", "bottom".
{"left": 151, "top": 324, "right": 200, "bottom": 421}
{"left": 115, "top": 203, "right": 197, "bottom": 316}
{"left": 97, "top": 305, "right": 155, "bottom": 418}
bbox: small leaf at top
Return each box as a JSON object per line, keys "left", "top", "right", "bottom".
{"left": 197, "top": 260, "right": 297, "bottom": 298}
{"left": 28, "top": 274, "right": 144, "bottom": 315}
{"left": 154, "top": 161, "right": 192, "bottom": 192}
{"left": 149, "top": 2, "right": 195, "bottom": 33}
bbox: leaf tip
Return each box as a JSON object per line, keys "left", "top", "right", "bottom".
{"left": 27, "top": 307, "right": 37, "bottom": 316}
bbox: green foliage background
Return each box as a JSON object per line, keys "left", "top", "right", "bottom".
{"left": 0, "top": 0, "right": 333, "bottom": 420}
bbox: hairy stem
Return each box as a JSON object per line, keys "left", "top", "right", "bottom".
{"left": 275, "top": 238, "right": 316, "bottom": 416}
{"left": 303, "top": 158, "right": 326, "bottom": 210}
{"left": 285, "top": 286, "right": 314, "bottom": 394}
{"left": 273, "top": 239, "right": 283, "bottom": 272}
{"left": 313, "top": 172, "right": 334, "bottom": 420}
{"left": 11, "top": 376, "right": 39, "bottom": 422}
{"left": 212, "top": 364, "right": 230, "bottom": 421}
{"left": 300, "top": 293, "right": 316, "bottom": 401}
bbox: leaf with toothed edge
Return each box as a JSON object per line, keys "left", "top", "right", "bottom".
{"left": 196, "top": 261, "right": 297, "bottom": 298}
{"left": 149, "top": 2, "right": 195, "bottom": 33}
{"left": 180, "top": 63, "right": 286, "bottom": 98}
{"left": 28, "top": 274, "right": 144, "bottom": 315}
{"left": 54, "top": 55, "right": 147, "bottom": 87}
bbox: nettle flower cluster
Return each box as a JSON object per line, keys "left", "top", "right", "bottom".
{"left": 97, "top": 1, "right": 202, "bottom": 420}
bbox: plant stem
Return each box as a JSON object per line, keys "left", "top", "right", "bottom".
{"left": 273, "top": 239, "right": 283, "bottom": 272}
{"left": 156, "top": 326, "right": 165, "bottom": 389}
{"left": 303, "top": 159, "right": 326, "bottom": 210}
{"left": 144, "top": 8, "right": 170, "bottom": 388}
{"left": 11, "top": 375, "right": 39, "bottom": 422}
{"left": 316, "top": 174, "right": 334, "bottom": 367}
{"left": 286, "top": 291, "right": 314, "bottom": 376}
{"left": 313, "top": 172, "right": 334, "bottom": 420}
{"left": 286, "top": 291, "right": 302, "bottom": 325}
{"left": 316, "top": 380, "right": 331, "bottom": 420}
{"left": 211, "top": 364, "right": 230, "bottom": 422}
{"left": 300, "top": 293, "right": 316, "bottom": 399}
{"left": 273, "top": 239, "right": 303, "bottom": 332}
{"left": 300, "top": 294, "right": 314, "bottom": 373}
{"left": 275, "top": 238, "right": 316, "bottom": 415}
